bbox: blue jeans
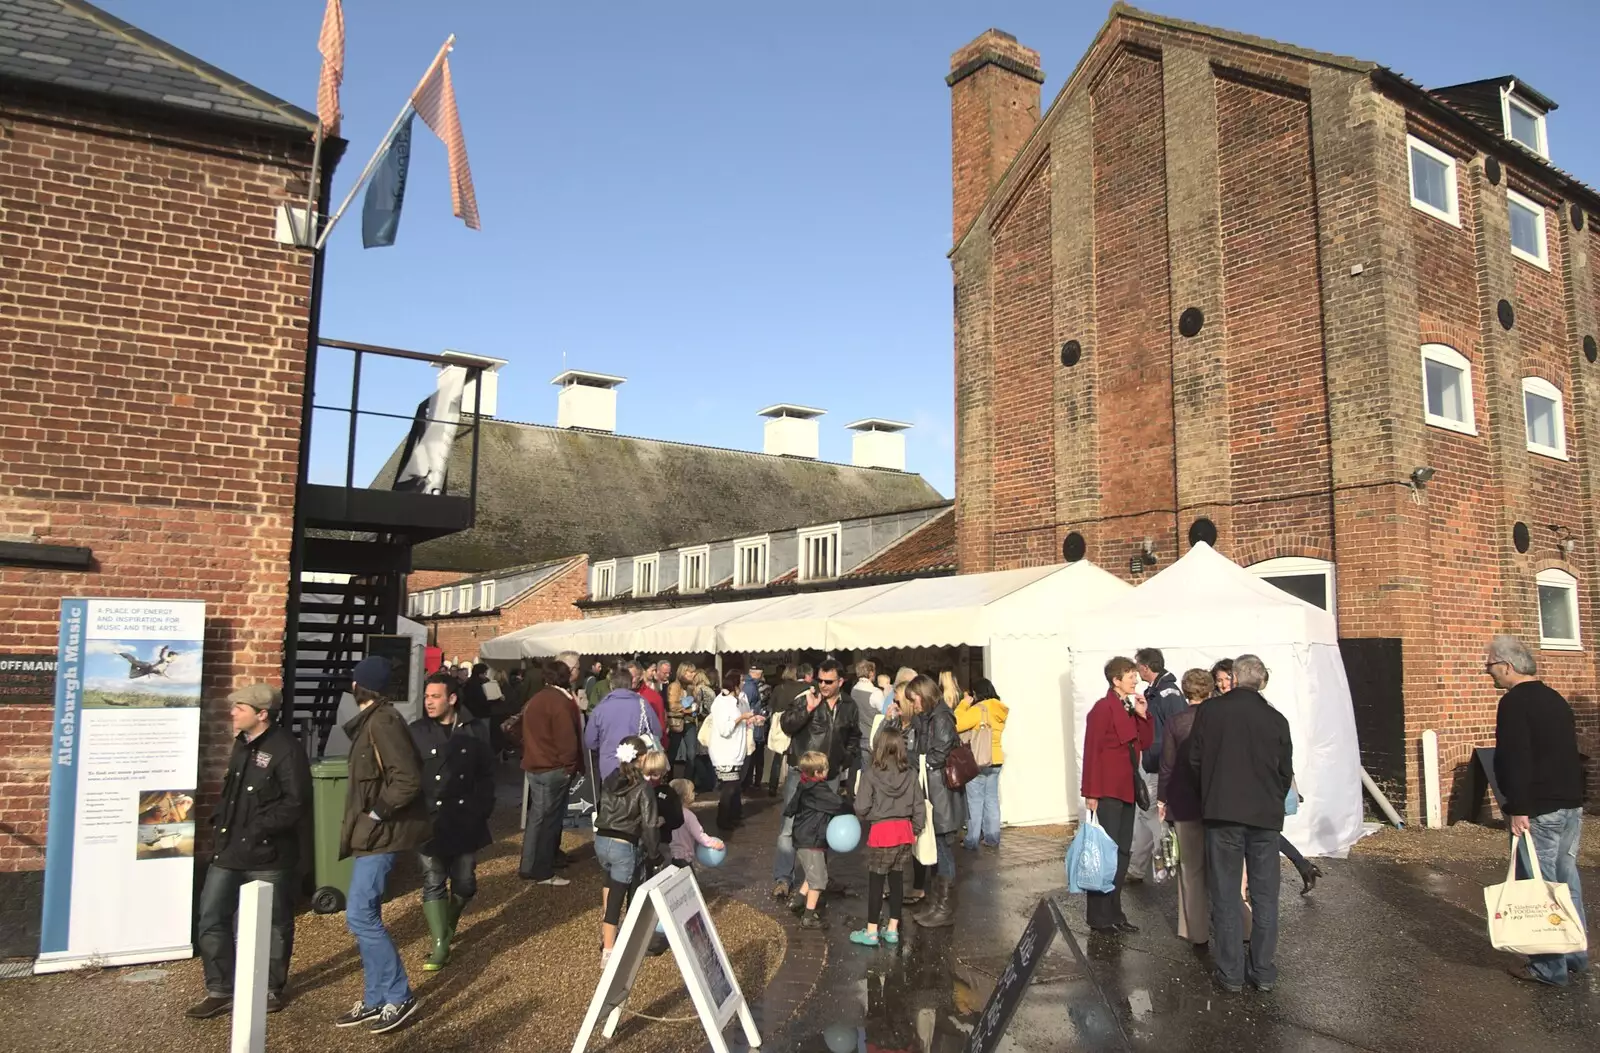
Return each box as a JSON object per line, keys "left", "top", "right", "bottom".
{"left": 1206, "top": 822, "right": 1281, "bottom": 989}
{"left": 963, "top": 765, "right": 1002, "bottom": 848}
{"left": 345, "top": 853, "right": 411, "bottom": 1008}
{"left": 520, "top": 769, "right": 571, "bottom": 880}
{"left": 595, "top": 836, "right": 638, "bottom": 884}
{"left": 772, "top": 767, "right": 802, "bottom": 884}
{"left": 1516, "top": 807, "right": 1589, "bottom": 985}
{"left": 196, "top": 865, "right": 295, "bottom": 997}
{"left": 935, "top": 831, "right": 956, "bottom": 880}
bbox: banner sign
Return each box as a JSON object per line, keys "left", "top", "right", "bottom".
{"left": 0, "top": 654, "right": 55, "bottom": 705}
{"left": 572, "top": 865, "right": 760, "bottom": 1053}
{"left": 36, "top": 598, "right": 206, "bottom": 973}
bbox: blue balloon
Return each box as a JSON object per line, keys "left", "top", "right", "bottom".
{"left": 696, "top": 843, "right": 728, "bottom": 868}
{"left": 827, "top": 813, "right": 862, "bottom": 853}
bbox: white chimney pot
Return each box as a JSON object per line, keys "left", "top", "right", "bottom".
{"left": 759, "top": 404, "right": 825, "bottom": 459}
{"left": 846, "top": 418, "right": 911, "bottom": 471}
{"left": 552, "top": 370, "right": 626, "bottom": 432}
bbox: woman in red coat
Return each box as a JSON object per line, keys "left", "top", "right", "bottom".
{"left": 1080, "top": 655, "right": 1152, "bottom": 933}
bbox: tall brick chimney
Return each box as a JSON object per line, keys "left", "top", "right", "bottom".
{"left": 948, "top": 29, "right": 1044, "bottom": 244}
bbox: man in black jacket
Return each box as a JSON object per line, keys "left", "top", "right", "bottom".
{"left": 1189, "top": 654, "right": 1293, "bottom": 994}
{"left": 187, "top": 685, "right": 311, "bottom": 1020}
{"left": 770, "top": 658, "right": 857, "bottom": 899}
{"left": 409, "top": 672, "right": 495, "bottom": 973}
{"left": 1129, "top": 647, "right": 1187, "bottom": 882}
{"left": 1488, "top": 634, "right": 1588, "bottom": 986}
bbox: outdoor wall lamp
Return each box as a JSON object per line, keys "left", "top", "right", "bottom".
{"left": 1549, "top": 525, "right": 1575, "bottom": 559}
{"left": 1409, "top": 466, "right": 1436, "bottom": 487}
{"left": 1128, "top": 539, "right": 1158, "bottom": 576}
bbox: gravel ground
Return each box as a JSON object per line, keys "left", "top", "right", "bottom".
{"left": 0, "top": 827, "right": 784, "bottom": 1053}
{"left": 1351, "top": 817, "right": 1600, "bottom": 866}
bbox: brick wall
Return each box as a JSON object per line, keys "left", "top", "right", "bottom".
{"left": 0, "top": 98, "right": 315, "bottom": 871}
{"left": 421, "top": 558, "right": 587, "bottom": 662}
{"left": 951, "top": 17, "right": 1600, "bottom": 819}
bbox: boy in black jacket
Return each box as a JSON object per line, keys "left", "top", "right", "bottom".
{"left": 784, "top": 750, "right": 850, "bottom": 929}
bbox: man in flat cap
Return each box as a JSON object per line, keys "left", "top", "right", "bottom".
{"left": 336, "top": 655, "right": 429, "bottom": 1034}
{"left": 187, "top": 684, "right": 311, "bottom": 1020}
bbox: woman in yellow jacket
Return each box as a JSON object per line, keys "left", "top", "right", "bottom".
{"left": 954, "top": 677, "right": 1008, "bottom": 851}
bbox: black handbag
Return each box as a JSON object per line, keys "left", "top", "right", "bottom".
{"left": 1128, "top": 742, "right": 1151, "bottom": 810}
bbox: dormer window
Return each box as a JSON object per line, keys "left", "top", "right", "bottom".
{"left": 1502, "top": 88, "right": 1548, "bottom": 158}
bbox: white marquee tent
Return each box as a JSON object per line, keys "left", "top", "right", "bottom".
{"left": 479, "top": 561, "right": 1133, "bottom": 826}
{"left": 1066, "top": 543, "right": 1365, "bottom": 857}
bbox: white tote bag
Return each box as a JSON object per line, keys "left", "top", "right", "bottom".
{"left": 913, "top": 756, "right": 939, "bottom": 866}
{"left": 1484, "top": 832, "right": 1588, "bottom": 956}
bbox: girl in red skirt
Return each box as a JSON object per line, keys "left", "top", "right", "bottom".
{"left": 849, "top": 726, "right": 926, "bottom": 946}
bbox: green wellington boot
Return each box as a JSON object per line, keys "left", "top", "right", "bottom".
{"left": 422, "top": 898, "right": 451, "bottom": 972}
{"left": 446, "top": 893, "right": 467, "bottom": 945}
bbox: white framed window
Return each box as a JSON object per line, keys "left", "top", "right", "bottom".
{"left": 1407, "top": 135, "right": 1459, "bottom": 226}
{"left": 422, "top": 590, "right": 436, "bottom": 617}
{"left": 1420, "top": 343, "right": 1476, "bottom": 435}
{"left": 1536, "top": 568, "right": 1581, "bottom": 650}
{"left": 798, "top": 524, "right": 842, "bottom": 581}
{"left": 439, "top": 588, "right": 455, "bottom": 615}
{"left": 1501, "top": 89, "right": 1548, "bottom": 158}
{"left": 679, "top": 546, "right": 709, "bottom": 593}
{"left": 1506, "top": 189, "right": 1548, "bottom": 269}
{"left": 734, "top": 536, "right": 770, "bottom": 588}
{"left": 591, "top": 560, "right": 617, "bottom": 600}
{"left": 407, "top": 593, "right": 421, "bottom": 617}
{"left": 633, "top": 554, "right": 659, "bottom": 598}
{"left": 1248, "top": 556, "right": 1336, "bottom": 613}
{"left": 1522, "top": 376, "right": 1567, "bottom": 459}
{"left": 457, "top": 584, "right": 473, "bottom": 612}
{"left": 480, "top": 580, "right": 496, "bottom": 610}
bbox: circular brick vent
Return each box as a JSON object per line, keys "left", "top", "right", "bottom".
{"left": 1178, "top": 307, "right": 1205, "bottom": 338}
{"left": 1063, "top": 532, "right": 1086, "bottom": 563}
{"left": 1485, "top": 157, "right": 1502, "bottom": 184}
{"left": 1513, "top": 521, "right": 1531, "bottom": 554}
{"left": 1188, "top": 518, "right": 1218, "bottom": 547}
{"left": 1498, "top": 299, "right": 1515, "bottom": 331}
{"left": 1060, "top": 340, "right": 1082, "bottom": 367}
{"left": 1572, "top": 204, "right": 1586, "bottom": 231}
{"left": 1585, "top": 335, "right": 1598, "bottom": 364}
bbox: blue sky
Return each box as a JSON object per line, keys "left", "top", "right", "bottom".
{"left": 117, "top": 1, "right": 1600, "bottom": 496}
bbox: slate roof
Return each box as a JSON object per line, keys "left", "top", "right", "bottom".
{"left": 0, "top": 0, "right": 316, "bottom": 133}
{"left": 373, "top": 417, "right": 947, "bottom": 573}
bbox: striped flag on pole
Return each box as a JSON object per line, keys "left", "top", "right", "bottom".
{"left": 411, "top": 55, "right": 481, "bottom": 230}
{"left": 317, "top": 0, "right": 344, "bottom": 135}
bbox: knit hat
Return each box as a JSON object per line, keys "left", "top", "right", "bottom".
{"left": 352, "top": 655, "right": 392, "bottom": 692}
{"left": 227, "top": 684, "right": 282, "bottom": 712}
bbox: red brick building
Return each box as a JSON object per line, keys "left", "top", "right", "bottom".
{"left": 950, "top": 5, "right": 1599, "bottom": 816}
{"left": 0, "top": 0, "right": 331, "bottom": 914}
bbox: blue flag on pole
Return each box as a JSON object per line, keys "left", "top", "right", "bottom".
{"left": 362, "top": 113, "right": 414, "bottom": 248}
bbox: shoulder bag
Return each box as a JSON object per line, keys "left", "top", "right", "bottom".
{"left": 914, "top": 757, "right": 939, "bottom": 865}
{"left": 944, "top": 739, "right": 979, "bottom": 791}
{"left": 960, "top": 702, "right": 994, "bottom": 768}
{"left": 1128, "top": 741, "right": 1151, "bottom": 810}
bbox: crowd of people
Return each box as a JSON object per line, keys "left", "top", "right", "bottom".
{"left": 179, "top": 630, "right": 1586, "bottom": 1035}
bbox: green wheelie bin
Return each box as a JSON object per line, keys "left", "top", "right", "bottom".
{"left": 309, "top": 756, "right": 353, "bottom": 913}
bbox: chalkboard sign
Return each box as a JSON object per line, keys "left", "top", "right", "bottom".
{"left": 0, "top": 654, "right": 55, "bottom": 705}
{"left": 965, "top": 897, "right": 1067, "bottom": 1053}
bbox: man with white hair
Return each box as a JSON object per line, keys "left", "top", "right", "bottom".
{"left": 1487, "top": 634, "right": 1588, "bottom": 987}
{"left": 1189, "top": 654, "right": 1293, "bottom": 994}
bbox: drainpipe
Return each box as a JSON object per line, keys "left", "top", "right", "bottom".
{"left": 1361, "top": 767, "right": 1405, "bottom": 828}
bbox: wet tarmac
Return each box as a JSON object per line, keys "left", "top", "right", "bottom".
{"left": 691, "top": 793, "right": 1599, "bottom": 1053}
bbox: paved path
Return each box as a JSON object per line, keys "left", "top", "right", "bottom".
{"left": 688, "top": 790, "right": 1598, "bottom": 1053}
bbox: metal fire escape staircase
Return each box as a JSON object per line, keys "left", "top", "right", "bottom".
{"left": 285, "top": 339, "right": 487, "bottom": 754}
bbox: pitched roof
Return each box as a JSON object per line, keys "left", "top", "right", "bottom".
{"left": 845, "top": 507, "right": 956, "bottom": 579}
{"left": 0, "top": 0, "right": 316, "bottom": 133}
{"left": 374, "top": 417, "right": 946, "bottom": 573}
